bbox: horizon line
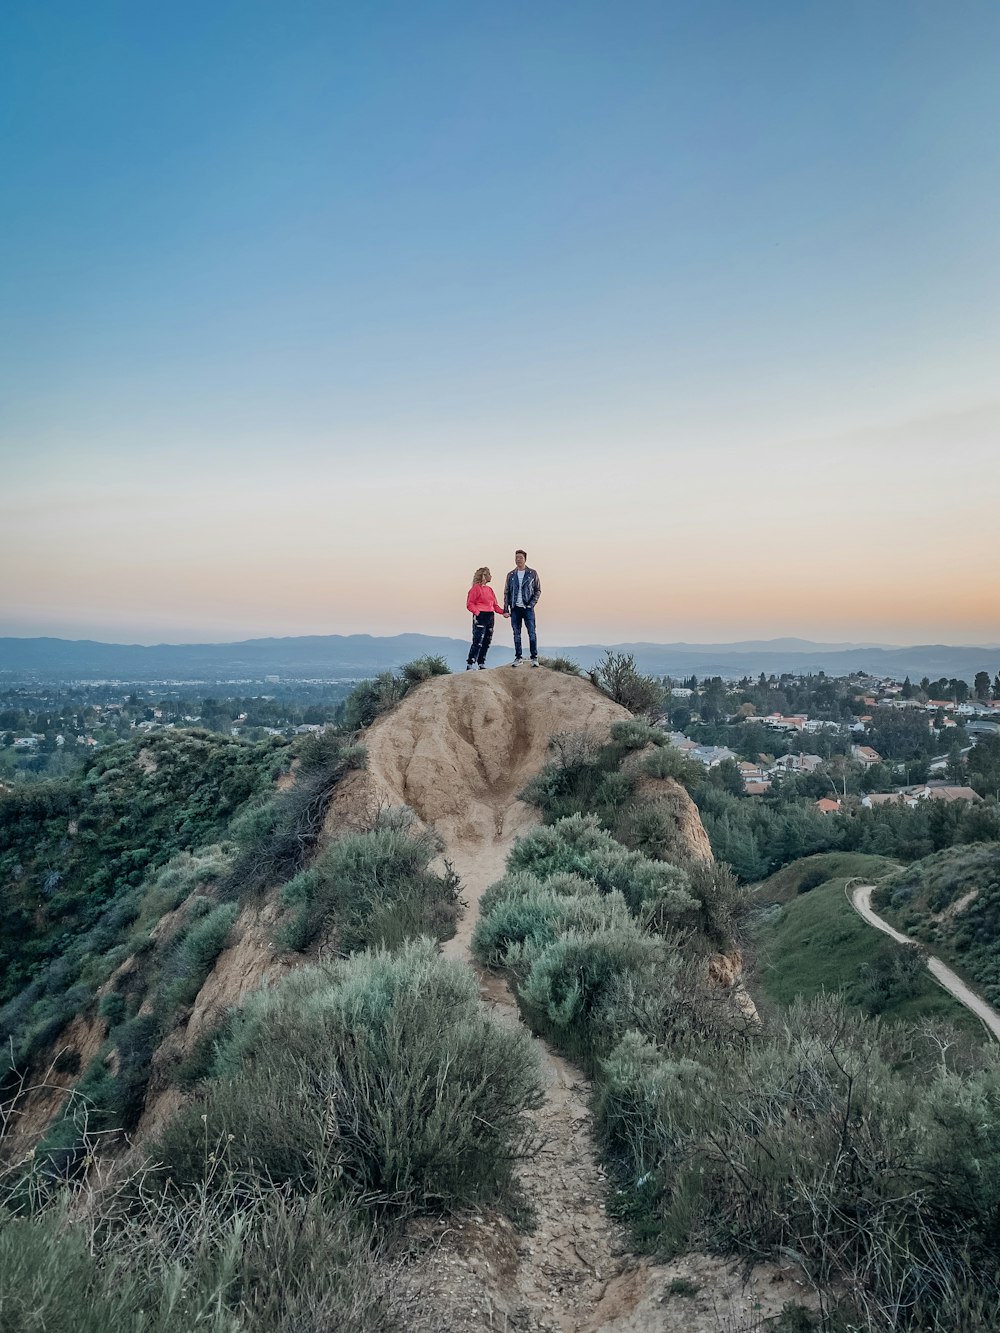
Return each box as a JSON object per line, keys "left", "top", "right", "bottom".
{"left": 1, "top": 631, "right": 999, "bottom": 653}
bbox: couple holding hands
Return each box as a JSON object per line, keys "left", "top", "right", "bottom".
{"left": 466, "top": 549, "right": 541, "bottom": 671}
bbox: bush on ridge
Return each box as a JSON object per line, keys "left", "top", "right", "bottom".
{"left": 155, "top": 938, "right": 543, "bottom": 1214}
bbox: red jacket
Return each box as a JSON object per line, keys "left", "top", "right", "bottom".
{"left": 467, "top": 584, "right": 504, "bottom": 615}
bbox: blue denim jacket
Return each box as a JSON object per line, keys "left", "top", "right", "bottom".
{"left": 503, "top": 567, "right": 541, "bottom": 613}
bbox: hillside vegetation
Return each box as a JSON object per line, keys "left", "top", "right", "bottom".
{"left": 0, "top": 729, "right": 288, "bottom": 1006}
{"left": 874, "top": 843, "right": 1000, "bottom": 1004}
{"left": 474, "top": 832, "right": 1000, "bottom": 1329}
{"left": 3, "top": 664, "right": 1000, "bottom": 1331}
{"left": 751, "top": 854, "right": 983, "bottom": 1037}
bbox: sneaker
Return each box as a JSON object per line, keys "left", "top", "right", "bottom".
{"left": 466, "top": 663, "right": 475, "bottom": 671}
{"left": 478, "top": 664, "right": 487, "bottom": 670}
{"left": 530, "top": 659, "right": 540, "bottom": 668}
{"left": 511, "top": 659, "right": 522, "bottom": 668}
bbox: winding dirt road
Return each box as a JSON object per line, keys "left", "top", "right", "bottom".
{"left": 849, "top": 884, "right": 1000, "bottom": 1042}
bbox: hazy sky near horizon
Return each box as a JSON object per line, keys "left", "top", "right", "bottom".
{"left": 2, "top": 1, "right": 999, "bottom": 647}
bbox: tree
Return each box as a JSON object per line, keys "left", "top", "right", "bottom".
{"left": 967, "top": 734, "right": 1000, "bottom": 800}
{"left": 945, "top": 744, "right": 966, "bottom": 785}
{"left": 974, "top": 671, "right": 991, "bottom": 702}
{"left": 867, "top": 709, "right": 933, "bottom": 761}
{"left": 591, "top": 652, "right": 664, "bottom": 717}
{"left": 901, "top": 676, "right": 914, "bottom": 699}
{"left": 708, "top": 759, "right": 744, "bottom": 797}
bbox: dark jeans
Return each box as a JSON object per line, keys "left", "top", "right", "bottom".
{"left": 510, "top": 605, "right": 537, "bottom": 660}
{"left": 468, "top": 611, "right": 495, "bottom": 665}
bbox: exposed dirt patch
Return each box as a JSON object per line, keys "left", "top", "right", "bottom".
{"left": 136, "top": 747, "right": 158, "bottom": 775}
{"left": 632, "top": 774, "right": 715, "bottom": 865}
{"left": 931, "top": 887, "right": 978, "bottom": 923}
{"left": 381, "top": 669, "right": 799, "bottom": 1330}
{"left": 137, "top": 896, "right": 293, "bottom": 1139}
{"left": 2, "top": 1012, "right": 108, "bottom": 1159}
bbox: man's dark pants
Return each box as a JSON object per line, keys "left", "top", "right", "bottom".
{"left": 510, "top": 606, "right": 537, "bottom": 661}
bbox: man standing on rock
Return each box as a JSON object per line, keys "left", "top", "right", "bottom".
{"left": 504, "top": 549, "right": 541, "bottom": 667}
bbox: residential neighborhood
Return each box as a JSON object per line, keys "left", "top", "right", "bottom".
{"left": 658, "top": 667, "right": 1000, "bottom": 809}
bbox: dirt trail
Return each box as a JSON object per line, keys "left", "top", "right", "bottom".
{"left": 356, "top": 670, "right": 818, "bottom": 1331}
{"left": 850, "top": 884, "right": 1000, "bottom": 1042}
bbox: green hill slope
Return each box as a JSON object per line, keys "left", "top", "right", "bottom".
{"left": 874, "top": 843, "right": 1000, "bottom": 1005}
{"left": 752, "top": 853, "right": 984, "bottom": 1035}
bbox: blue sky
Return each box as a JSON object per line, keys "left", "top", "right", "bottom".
{"left": 2, "top": 1, "right": 999, "bottom": 644}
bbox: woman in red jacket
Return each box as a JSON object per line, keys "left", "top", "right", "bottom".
{"left": 466, "top": 567, "right": 508, "bottom": 670}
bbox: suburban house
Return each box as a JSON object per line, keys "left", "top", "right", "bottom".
{"left": 815, "top": 798, "right": 841, "bottom": 814}
{"left": 772, "top": 753, "right": 824, "bottom": 775}
{"left": 763, "top": 713, "right": 807, "bottom": 731}
{"left": 862, "top": 792, "right": 914, "bottom": 808}
{"left": 862, "top": 784, "right": 980, "bottom": 809}
{"left": 851, "top": 745, "right": 883, "bottom": 767}
{"left": 690, "top": 745, "right": 738, "bottom": 767}
{"left": 911, "top": 784, "right": 980, "bottom": 803}
{"left": 663, "top": 731, "right": 700, "bottom": 754}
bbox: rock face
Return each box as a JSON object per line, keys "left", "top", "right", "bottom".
{"left": 327, "top": 668, "right": 631, "bottom": 840}
{"left": 633, "top": 774, "right": 715, "bottom": 864}
{"left": 325, "top": 670, "right": 713, "bottom": 866}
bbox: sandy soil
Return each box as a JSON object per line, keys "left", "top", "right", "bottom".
{"left": 354, "top": 669, "right": 818, "bottom": 1330}
{"left": 850, "top": 884, "right": 1000, "bottom": 1042}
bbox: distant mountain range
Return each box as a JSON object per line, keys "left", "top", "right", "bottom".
{"left": 1, "top": 634, "right": 998, "bottom": 684}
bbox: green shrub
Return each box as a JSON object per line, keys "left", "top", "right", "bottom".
{"left": 614, "top": 802, "right": 680, "bottom": 861}
{"left": 98, "top": 992, "right": 126, "bottom": 1026}
{"left": 596, "top": 996, "right": 1000, "bottom": 1330}
{"left": 156, "top": 940, "right": 543, "bottom": 1214}
{"left": 507, "top": 813, "right": 623, "bottom": 878}
{"left": 517, "top": 925, "right": 665, "bottom": 1066}
{"left": 274, "top": 827, "right": 458, "bottom": 953}
{"left": 592, "top": 771, "right": 635, "bottom": 819}
{"left": 507, "top": 813, "right": 695, "bottom": 917}
{"left": 400, "top": 655, "right": 450, "bottom": 684}
{"left": 590, "top": 652, "right": 664, "bottom": 717}
{"left": 538, "top": 656, "right": 582, "bottom": 675}
{"left": 342, "top": 655, "right": 447, "bottom": 731}
{"left": 478, "top": 870, "right": 599, "bottom": 921}
{"left": 295, "top": 728, "right": 362, "bottom": 775}
{"left": 170, "top": 1016, "right": 233, "bottom": 1090}
{"left": 471, "top": 884, "right": 631, "bottom": 970}
{"left": 637, "top": 745, "right": 702, "bottom": 788}
{"left": 224, "top": 743, "right": 366, "bottom": 900}
{"left": 157, "top": 903, "right": 239, "bottom": 1013}
{"left": 609, "top": 720, "right": 667, "bottom": 751}
{"left": 273, "top": 906, "right": 311, "bottom": 953}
